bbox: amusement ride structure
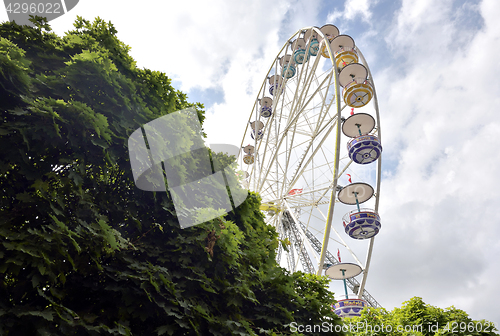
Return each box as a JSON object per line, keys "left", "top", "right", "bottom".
{"left": 238, "top": 24, "right": 383, "bottom": 318}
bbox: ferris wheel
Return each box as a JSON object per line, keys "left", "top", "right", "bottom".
{"left": 238, "top": 24, "right": 383, "bottom": 316}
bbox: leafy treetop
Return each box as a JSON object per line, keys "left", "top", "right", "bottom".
{"left": 0, "top": 16, "right": 343, "bottom": 335}
{"left": 346, "top": 297, "right": 498, "bottom": 336}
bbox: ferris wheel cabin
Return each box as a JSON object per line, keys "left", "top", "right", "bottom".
{"left": 268, "top": 75, "right": 284, "bottom": 96}
{"left": 242, "top": 144, "right": 255, "bottom": 165}
{"left": 260, "top": 97, "right": 273, "bottom": 118}
{"left": 338, "top": 182, "right": 381, "bottom": 240}
{"left": 250, "top": 120, "right": 264, "bottom": 141}
{"left": 319, "top": 24, "right": 340, "bottom": 58}
{"left": 330, "top": 35, "right": 358, "bottom": 71}
{"left": 280, "top": 54, "right": 296, "bottom": 79}
{"left": 303, "top": 26, "right": 321, "bottom": 56}
{"left": 342, "top": 113, "right": 382, "bottom": 164}
{"left": 292, "top": 38, "right": 310, "bottom": 64}
{"left": 326, "top": 263, "right": 368, "bottom": 318}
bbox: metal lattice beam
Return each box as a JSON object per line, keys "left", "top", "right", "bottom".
{"left": 282, "top": 211, "right": 315, "bottom": 274}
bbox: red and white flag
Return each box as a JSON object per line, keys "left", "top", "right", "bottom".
{"left": 337, "top": 249, "right": 341, "bottom": 262}
{"left": 288, "top": 188, "right": 303, "bottom": 196}
{"left": 346, "top": 174, "right": 352, "bottom": 183}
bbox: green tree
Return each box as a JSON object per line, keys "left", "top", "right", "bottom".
{"left": 345, "top": 297, "right": 498, "bottom": 336}
{"left": 0, "top": 17, "right": 343, "bottom": 335}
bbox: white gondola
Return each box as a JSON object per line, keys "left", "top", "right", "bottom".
{"left": 342, "top": 113, "right": 382, "bottom": 164}
{"left": 260, "top": 97, "right": 273, "bottom": 118}
{"left": 242, "top": 144, "right": 255, "bottom": 155}
{"left": 303, "top": 27, "right": 320, "bottom": 56}
{"left": 319, "top": 24, "right": 340, "bottom": 58}
{"left": 242, "top": 144, "right": 255, "bottom": 165}
{"left": 338, "top": 183, "right": 382, "bottom": 240}
{"left": 326, "top": 263, "right": 368, "bottom": 318}
{"left": 268, "top": 75, "right": 284, "bottom": 96}
{"left": 292, "top": 38, "right": 310, "bottom": 64}
{"left": 250, "top": 121, "right": 265, "bottom": 141}
{"left": 279, "top": 54, "right": 296, "bottom": 79}
{"left": 339, "top": 63, "right": 374, "bottom": 107}
{"left": 330, "top": 35, "right": 358, "bottom": 71}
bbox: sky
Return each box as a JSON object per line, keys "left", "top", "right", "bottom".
{"left": 2, "top": 0, "right": 499, "bottom": 327}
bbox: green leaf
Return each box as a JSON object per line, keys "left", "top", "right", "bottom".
{"left": 156, "top": 325, "right": 175, "bottom": 336}
{"left": 22, "top": 310, "right": 54, "bottom": 321}
{"left": 16, "top": 192, "right": 34, "bottom": 202}
{"left": 68, "top": 170, "right": 83, "bottom": 186}
{"left": 8, "top": 107, "right": 28, "bottom": 115}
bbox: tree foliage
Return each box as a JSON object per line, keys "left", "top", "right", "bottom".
{"left": 345, "top": 297, "right": 498, "bottom": 336}
{"left": 0, "top": 17, "right": 343, "bottom": 335}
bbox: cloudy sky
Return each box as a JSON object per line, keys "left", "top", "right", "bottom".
{"left": 2, "top": 0, "right": 499, "bottom": 326}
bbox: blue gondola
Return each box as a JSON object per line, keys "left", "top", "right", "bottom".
{"left": 292, "top": 38, "right": 310, "bottom": 64}
{"left": 268, "top": 75, "right": 283, "bottom": 96}
{"left": 260, "top": 97, "right": 273, "bottom": 118}
{"left": 282, "top": 64, "right": 296, "bottom": 78}
{"left": 293, "top": 48, "right": 309, "bottom": 64}
{"left": 334, "top": 299, "right": 368, "bottom": 318}
{"left": 261, "top": 106, "right": 272, "bottom": 118}
{"left": 347, "top": 135, "right": 382, "bottom": 164}
{"left": 343, "top": 209, "right": 381, "bottom": 239}
{"left": 342, "top": 113, "right": 382, "bottom": 164}
{"left": 251, "top": 129, "right": 264, "bottom": 141}
{"left": 308, "top": 38, "right": 319, "bottom": 56}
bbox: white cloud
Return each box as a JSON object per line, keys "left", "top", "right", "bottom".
{"left": 327, "top": 0, "right": 376, "bottom": 24}
{"left": 369, "top": 0, "right": 500, "bottom": 324}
